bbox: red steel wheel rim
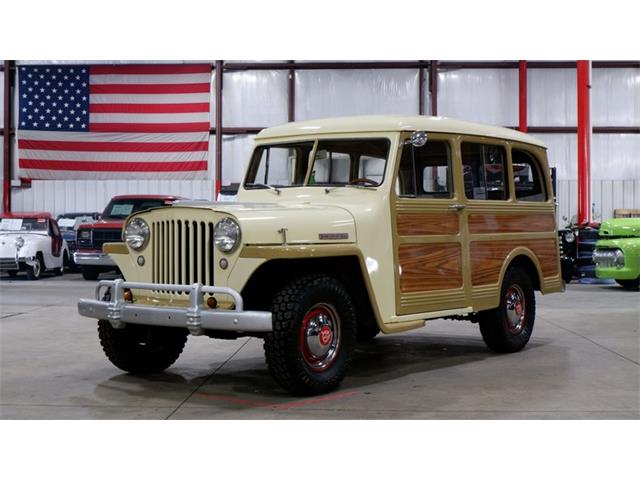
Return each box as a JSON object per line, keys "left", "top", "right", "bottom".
{"left": 504, "top": 285, "right": 526, "bottom": 335}
{"left": 299, "top": 304, "right": 341, "bottom": 372}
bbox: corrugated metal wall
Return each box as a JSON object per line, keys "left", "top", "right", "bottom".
{"left": 3, "top": 63, "right": 639, "bottom": 220}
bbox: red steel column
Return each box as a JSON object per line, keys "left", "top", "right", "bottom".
{"left": 577, "top": 60, "right": 591, "bottom": 225}
{"left": 518, "top": 60, "right": 528, "bottom": 132}
{"left": 3, "top": 60, "right": 11, "bottom": 214}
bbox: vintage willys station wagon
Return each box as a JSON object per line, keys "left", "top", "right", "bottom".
{"left": 78, "top": 116, "right": 564, "bottom": 395}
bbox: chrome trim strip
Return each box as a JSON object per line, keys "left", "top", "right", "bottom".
{"left": 74, "top": 251, "right": 116, "bottom": 267}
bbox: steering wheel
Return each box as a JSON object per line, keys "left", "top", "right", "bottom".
{"left": 349, "top": 178, "right": 378, "bottom": 186}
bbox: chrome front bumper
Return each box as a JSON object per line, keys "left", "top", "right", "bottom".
{"left": 74, "top": 251, "right": 116, "bottom": 267}
{"left": 77, "top": 279, "right": 273, "bottom": 335}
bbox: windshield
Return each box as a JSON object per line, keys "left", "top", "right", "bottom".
{"left": 244, "top": 138, "right": 390, "bottom": 189}
{"left": 102, "top": 199, "right": 169, "bottom": 220}
{"left": 57, "top": 215, "right": 96, "bottom": 230}
{"left": 0, "top": 217, "right": 48, "bottom": 232}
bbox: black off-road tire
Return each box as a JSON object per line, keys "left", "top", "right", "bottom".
{"left": 616, "top": 278, "right": 639, "bottom": 290}
{"left": 98, "top": 320, "right": 188, "bottom": 374}
{"left": 478, "top": 266, "right": 536, "bottom": 353}
{"left": 263, "top": 274, "right": 357, "bottom": 395}
{"left": 26, "top": 253, "right": 44, "bottom": 280}
{"left": 81, "top": 266, "right": 100, "bottom": 281}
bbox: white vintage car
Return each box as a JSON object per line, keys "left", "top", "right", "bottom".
{"left": 0, "top": 213, "right": 69, "bottom": 280}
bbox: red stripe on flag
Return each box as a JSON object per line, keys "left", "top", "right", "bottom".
{"left": 18, "top": 139, "right": 209, "bottom": 152}
{"left": 19, "top": 159, "right": 208, "bottom": 172}
{"left": 89, "top": 123, "right": 210, "bottom": 133}
{"left": 90, "top": 65, "right": 211, "bottom": 75}
{"left": 90, "top": 103, "right": 210, "bottom": 114}
{"left": 90, "top": 83, "right": 210, "bottom": 94}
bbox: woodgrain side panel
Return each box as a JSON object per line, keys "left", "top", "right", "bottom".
{"left": 468, "top": 213, "right": 556, "bottom": 234}
{"left": 470, "top": 239, "right": 559, "bottom": 285}
{"left": 397, "top": 212, "right": 459, "bottom": 236}
{"left": 399, "top": 243, "right": 462, "bottom": 292}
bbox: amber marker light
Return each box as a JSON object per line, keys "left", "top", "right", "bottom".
{"left": 206, "top": 296, "right": 218, "bottom": 309}
{"left": 123, "top": 290, "right": 133, "bottom": 302}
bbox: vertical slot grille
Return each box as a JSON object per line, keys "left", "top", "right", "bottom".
{"left": 151, "top": 218, "right": 215, "bottom": 293}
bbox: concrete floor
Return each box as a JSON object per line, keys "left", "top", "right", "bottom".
{"left": 1, "top": 271, "right": 638, "bottom": 419}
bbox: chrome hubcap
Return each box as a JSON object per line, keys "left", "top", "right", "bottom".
{"left": 300, "top": 304, "right": 341, "bottom": 371}
{"left": 505, "top": 285, "right": 526, "bottom": 334}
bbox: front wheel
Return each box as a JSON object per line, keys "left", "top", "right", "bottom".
{"left": 616, "top": 278, "right": 639, "bottom": 290}
{"left": 98, "top": 320, "right": 188, "bottom": 374}
{"left": 478, "top": 266, "right": 535, "bottom": 353}
{"left": 81, "top": 266, "right": 100, "bottom": 281}
{"left": 263, "top": 274, "right": 357, "bottom": 395}
{"left": 26, "top": 254, "right": 43, "bottom": 280}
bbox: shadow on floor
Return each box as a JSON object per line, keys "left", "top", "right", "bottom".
{"left": 91, "top": 333, "right": 549, "bottom": 411}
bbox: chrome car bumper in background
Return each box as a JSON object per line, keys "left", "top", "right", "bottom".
{"left": 77, "top": 279, "right": 273, "bottom": 335}
{"left": 0, "top": 255, "right": 35, "bottom": 270}
{"left": 74, "top": 251, "right": 116, "bottom": 267}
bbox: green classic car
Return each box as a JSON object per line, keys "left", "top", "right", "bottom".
{"left": 593, "top": 218, "right": 640, "bottom": 290}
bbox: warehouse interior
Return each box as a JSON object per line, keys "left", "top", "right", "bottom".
{"left": 2, "top": 60, "right": 639, "bottom": 224}
{"left": 1, "top": 2, "right": 639, "bottom": 478}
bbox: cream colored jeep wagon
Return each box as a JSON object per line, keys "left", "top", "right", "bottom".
{"left": 78, "top": 115, "right": 563, "bottom": 395}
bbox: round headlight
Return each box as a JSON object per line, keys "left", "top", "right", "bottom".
{"left": 564, "top": 231, "right": 575, "bottom": 243}
{"left": 15, "top": 237, "right": 25, "bottom": 249}
{"left": 214, "top": 217, "right": 241, "bottom": 253}
{"left": 124, "top": 218, "right": 150, "bottom": 251}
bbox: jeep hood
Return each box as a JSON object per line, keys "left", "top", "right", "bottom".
{"left": 188, "top": 202, "right": 356, "bottom": 245}
{"left": 599, "top": 218, "right": 640, "bottom": 238}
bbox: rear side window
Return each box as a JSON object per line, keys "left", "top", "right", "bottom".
{"left": 461, "top": 142, "right": 509, "bottom": 200}
{"left": 512, "top": 149, "right": 547, "bottom": 202}
{"left": 397, "top": 141, "right": 452, "bottom": 198}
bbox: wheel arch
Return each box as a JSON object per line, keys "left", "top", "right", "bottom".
{"left": 240, "top": 255, "right": 383, "bottom": 332}
{"left": 498, "top": 247, "right": 544, "bottom": 292}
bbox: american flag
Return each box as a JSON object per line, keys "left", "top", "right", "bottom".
{"left": 17, "top": 64, "right": 211, "bottom": 179}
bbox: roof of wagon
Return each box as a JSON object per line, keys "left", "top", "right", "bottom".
{"left": 256, "top": 115, "right": 546, "bottom": 148}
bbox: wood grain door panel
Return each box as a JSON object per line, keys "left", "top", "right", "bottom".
{"left": 399, "top": 243, "right": 462, "bottom": 292}
{"left": 468, "top": 213, "right": 555, "bottom": 234}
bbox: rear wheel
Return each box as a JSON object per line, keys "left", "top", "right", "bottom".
{"left": 26, "top": 254, "right": 43, "bottom": 280}
{"left": 98, "top": 320, "right": 188, "bottom": 374}
{"left": 54, "top": 253, "right": 67, "bottom": 276}
{"left": 479, "top": 266, "right": 535, "bottom": 353}
{"left": 263, "top": 274, "right": 357, "bottom": 395}
{"left": 616, "top": 278, "right": 639, "bottom": 290}
{"left": 81, "top": 266, "right": 100, "bottom": 281}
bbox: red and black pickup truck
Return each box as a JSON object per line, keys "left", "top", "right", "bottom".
{"left": 75, "top": 194, "right": 182, "bottom": 280}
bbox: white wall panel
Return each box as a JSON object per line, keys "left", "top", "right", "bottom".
{"left": 532, "top": 133, "right": 577, "bottom": 179}
{"left": 438, "top": 69, "right": 518, "bottom": 126}
{"left": 223, "top": 71, "right": 288, "bottom": 127}
{"left": 591, "top": 134, "right": 640, "bottom": 180}
{"left": 557, "top": 179, "right": 640, "bottom": 226}
{"left": 592, "top": 68, "right": 640, "bottom": 126}
{"left": 11, "top": 180, "right": 215, "bottom": 217}
{"left": 295, "top": 69, "right": 420, "bottom": 121}
{"left": 528, "top": 68, "right": 576, "bottom": 126}
{"left": 221, "top": 134, "right": 255, "bottom": 185}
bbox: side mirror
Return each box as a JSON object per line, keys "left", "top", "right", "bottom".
{"left": 404, "top": 131, "right": 428, "bottom": 148}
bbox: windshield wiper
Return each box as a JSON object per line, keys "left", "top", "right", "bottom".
{"left": 324, "top": 184, "right": 376, "bottom": 194}
{"left": 246, "top": 183, "right": 281, "bottom": 195}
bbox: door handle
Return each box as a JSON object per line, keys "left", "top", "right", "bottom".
{"left": 448, "top": 204, "right": 466, "bottom": 211}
